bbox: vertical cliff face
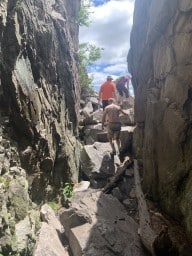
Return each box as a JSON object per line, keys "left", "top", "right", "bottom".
{"left": 0, "top": 0, "right": 81, "bottom": 201}
{"left": 129, "top": 0, "right": 192, "bottom": 235}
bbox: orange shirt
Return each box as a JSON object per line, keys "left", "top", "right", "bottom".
{"left": 99, "top": 81, "right": 116, "bottom": 100}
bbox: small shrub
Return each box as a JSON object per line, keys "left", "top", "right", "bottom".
{"left": 63, "top": 182, "right": 74, "bottom": 202}
{"left": 47, "top": 201, "right": 61, "bottom": 211}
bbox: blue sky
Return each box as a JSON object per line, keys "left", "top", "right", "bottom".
{"left": 93, "top": 0, "right": 110, "bottom": 6}
{"left": 80, "top": 0, "right": 135, "bottom": 93}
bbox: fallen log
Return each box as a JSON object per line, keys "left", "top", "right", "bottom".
{"left": 102, "top": 158, "right": 133, "bottom": 193}
{"left": 134, "top": 159, "right": 157, "bottom": 255}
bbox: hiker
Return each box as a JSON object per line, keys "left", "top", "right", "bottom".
{"left": 101, "top": 98, "right": 127, "bottom": 154}
{"left": 115, "top": 75, "right": 131, "bottom": 104}
{"left": 99, "top": 76, "right": 116, "bottom": 110}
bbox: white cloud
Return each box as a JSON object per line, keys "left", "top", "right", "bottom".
{"left": 79, "top": 0, "right": 135, "bottom": 94}
{"left": 103, "top": 63, "right": 128, "bottom": 74}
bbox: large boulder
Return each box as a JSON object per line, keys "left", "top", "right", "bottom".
{"left": 0, "top": 166, "right": 41, "bottom": 255}
{"left": 84, "top": 124, "right": 103, "bottom": 145}
{"left": 119, "top": 108, "right": 135, "bottom": 126}
{"left": 34, "top": 204, "right": 69, "bottom": 256}
{"left": 59, "top": 190, "right": 145, "bottom": 256}
{"left": 80, "top": 142, "right": 120, "bottom": 187}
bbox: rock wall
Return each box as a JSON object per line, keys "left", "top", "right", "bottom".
{"left": 128, "top": 0, "right": 192, "bottom": 236}
{"left": 0, "top": 0, "right": 81, "bottom": 253}
{"left": 0, "top": 0, "right": 81, "bottom": 200}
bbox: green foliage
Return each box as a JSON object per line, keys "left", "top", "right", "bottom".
{"left": 48, "top": 201, "right": 61, "bottom": 211}
{"left": 0, "top": 176, "right": 10, "bottom": 188}
{"left": 63, "top": 182, "right": 74, "bottom": 202}
{"left": 79, "top": 65, "right": 94, "bottom": 94}
{"left": 76, "top": 1, "right": 103, "bottom": 95}
{"left": 77, "top": 0, "right": 92, "bottom": 27}
{"left": 79, "top": 43, "right": 101, "bottom": 66}
{"left": 78, "top": 43, "right": 103, "bottom": 94}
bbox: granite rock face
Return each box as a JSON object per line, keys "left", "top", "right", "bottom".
{"left": 0, "top": 0, "right": 81, "bottom": 201}
{"left": 0, "top": 0, "right": 80, "bottom": 253}
{"left": 128, "top": 0, "right": 192, "bottom": 235}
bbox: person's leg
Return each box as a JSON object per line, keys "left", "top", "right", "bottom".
{"left": 107, "top": 125, "right": 116, "bottom": 154}
{"left": 122, "top": 86, "right": 129, "bottom": 98}
{"left": 109, "top": 138, "right": 116, "bottom": 154}
{"left": 118, "top": 89, "right": 124, "bottom": 97}
{"left": 116, "top": 90, "right": 121, "bottom": 105}
{"left": 102, "top": 100, "right": 108, "bottom": 110}
{"left": 114, "top": 131, "right": 121, "bottom": 153}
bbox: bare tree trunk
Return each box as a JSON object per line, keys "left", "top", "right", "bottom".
{"left": 103, "top": 159, "right": 133, "bottom": 193}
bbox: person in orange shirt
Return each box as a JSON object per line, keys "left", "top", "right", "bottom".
{"left": 99, "top": 76, "right": 116, "bottom": 110}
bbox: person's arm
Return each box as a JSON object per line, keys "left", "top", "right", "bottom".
{"left": 119, "top": 108, "right": 128, "bottom": 116}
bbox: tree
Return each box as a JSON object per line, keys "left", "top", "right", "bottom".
{"left": 78, "top": 43, "right": 101, "bottom": 66}
{"left": 76, "top": 0, "right": 92, "bottom": 27}
{"left": 78, "top": 43, "right": 102, "bottom": 96}
{"left": 77, "top": 0, "right": 103, "bottom": 96}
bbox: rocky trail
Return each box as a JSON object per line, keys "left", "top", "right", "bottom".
{"left": 34, "top": 96, "right": 149, "bottom": 255}
{"left": 34, "top": 96, "right": 192, "bottom": 256}
{"left": 34, "top": 157, "right": 192, "bottom": 256}
{"left": 35, "top": 159, "right": 149, "bottom": 256}
{"left": 1, "top": 0, "right": 192, "bottom": 254}
{"left": 1, "top": 93, "right": 191, "bottom": 255}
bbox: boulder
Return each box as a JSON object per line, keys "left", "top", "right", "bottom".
{"left": 80, "top": 142, "right": 120, "bottom": 187}
{"left": 80, "top": 102, "right": 93, "bottom": 119}
{"left": 84, "top": 124, "right": 103, "bottom": 144}
{"left": 119, "top": 108, "right": 135, "bottom": 126}
{"left": 87, "top": 96, "right": 99, "bottom": 111}
{"left": 33, "top": 204, "right": 69, "bottom": 256}
{"left": 59, "top": 190, "right": 145, "bottom": 256}
{"left": 73, "top": 181, "right": 90, "bottom": 193}
{"left": 92, "top": 108, "right": 103, "bottom": 123}
{"left": 121, "top": 96, "right": 135, "bottom": 109}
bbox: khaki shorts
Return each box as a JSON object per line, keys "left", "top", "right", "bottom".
{"left": 107, "top": 122, "right": 121, "bottom": 140}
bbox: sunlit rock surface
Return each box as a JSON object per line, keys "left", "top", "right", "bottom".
{"left": 128, "top": 0, "right": 192, "bottom": 236}
{"left": 59, "top": 190, "right": 145, "bottom": 256}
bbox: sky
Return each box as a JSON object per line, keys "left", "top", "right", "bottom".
{"left": 79, "top": 0, "right": 135, "bottom": 93}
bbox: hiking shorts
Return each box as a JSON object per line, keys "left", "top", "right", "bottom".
{"left": 107, "top": 122, "right": 121, "bottom": 140}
